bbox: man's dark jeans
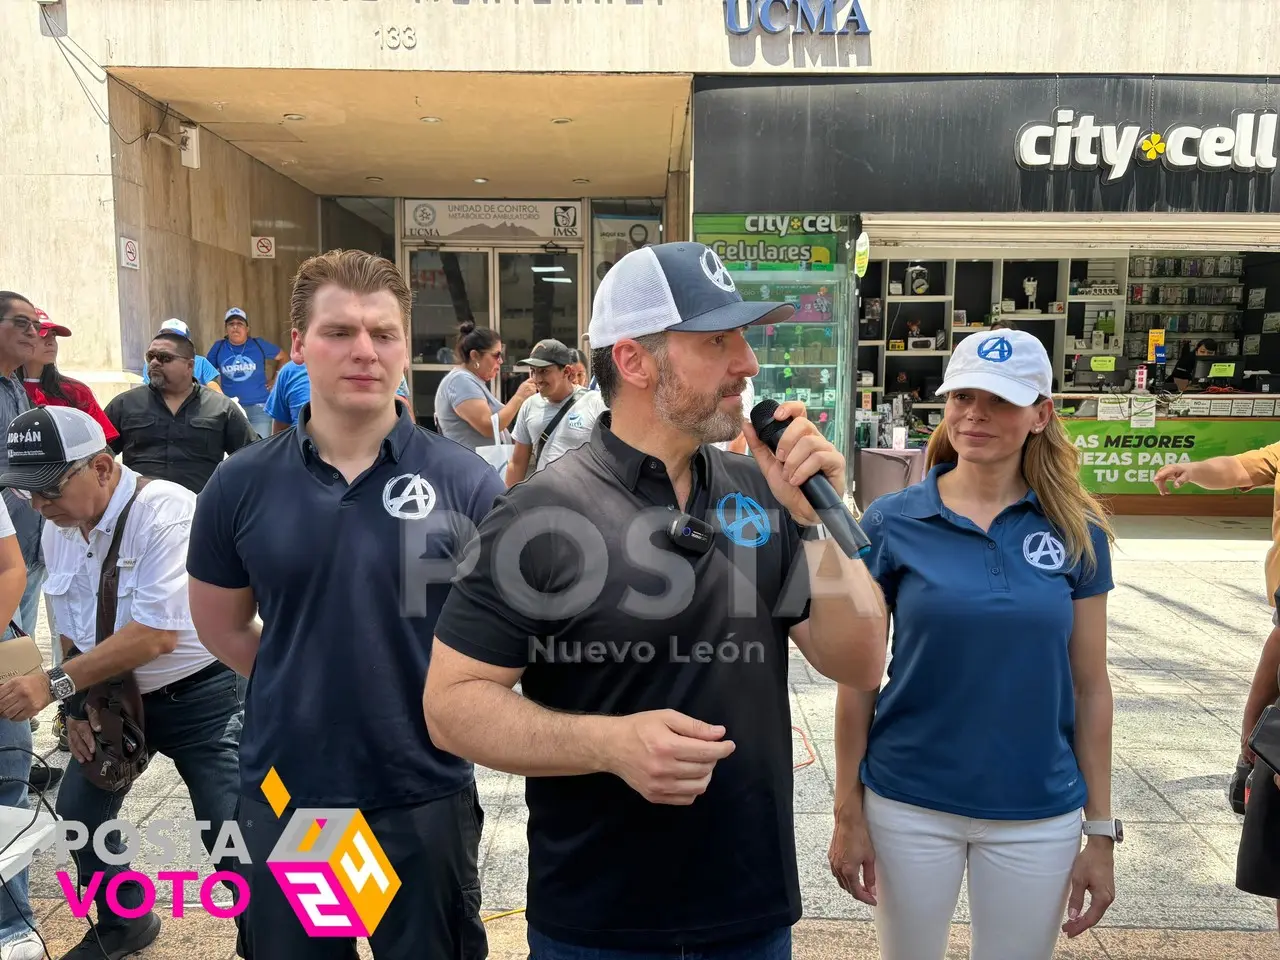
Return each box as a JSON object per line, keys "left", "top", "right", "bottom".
{"left": 55, "top": 661, "right": 244, "bottom": 930}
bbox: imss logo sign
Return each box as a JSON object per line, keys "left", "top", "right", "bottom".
{"left": 261, "top": 767, "right": 401, "bottom": 936}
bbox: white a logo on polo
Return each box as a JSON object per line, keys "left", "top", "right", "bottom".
{"left": 221, "top": 357, "right": 258, "bottom": 382}
{"left": 700, "top": 248, "right": 736, "bottom": 293}
{"left": 382, "top": 474, "right": 436, "bottom": 520}
{"left": 1023, "top": 531, "right": 1065, "bottom": 570}
{"left": 977, "top": 335, "right": 1013, "bottom": 363}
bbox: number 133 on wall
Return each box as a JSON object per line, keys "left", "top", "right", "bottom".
{"left": 374, "top": 27, "right": 417, "bottom": 50}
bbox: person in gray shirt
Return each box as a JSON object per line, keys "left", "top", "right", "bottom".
{"left": 0, "top": 291, "right": 48, "bottom": 959}
{"left": 434, "top": 320, "right": 535, "bottom": 450}
{"left": 0, "top": 294, "right": 45, "bottom": 625}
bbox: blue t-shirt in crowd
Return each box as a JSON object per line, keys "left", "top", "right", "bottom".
{"left": 206, "top": 336, "right": 283, "bottom": 406}
{"left": 858, "top": 462, "right": 1113, "bottom": 821}
{"left": 186, "top": 402, "right": 506, "bottom": 809}
{"left": 266, "top": 362, "right": 411, "bottom": 426}
{"left": 142, "top": 354, "right": 220, "bottom": 387}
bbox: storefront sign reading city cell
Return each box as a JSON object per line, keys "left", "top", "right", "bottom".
{"left": 694, "top": 214, "right": 842, "bottom": 271}
{"left": 402, "top": 200, "right": 582, "bottom": 242}
{"left": 1066, "top": 419, "right": 1276, "bottom": 496}
{"left": 723, "top": 0, "right": 870, "bottom": 36}
{"left": 1016, "top": 108, "right": 1280, "bottom": 182}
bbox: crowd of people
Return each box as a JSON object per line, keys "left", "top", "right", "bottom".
{"left": 0, "top": 236, "right": 1268, "bottom": 960}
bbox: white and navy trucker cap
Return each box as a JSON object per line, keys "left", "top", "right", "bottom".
{"left": 0, "top": 407, "right": 107, "bottom": 491}
{"left": 936, "top": 329, "right": 1053, "bottom": 407}
{"left": 588, "top": 242, "right": 795, "bottom": 349}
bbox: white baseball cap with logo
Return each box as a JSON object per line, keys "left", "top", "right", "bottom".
{"left": 588, "top": 241, "right": 795, "bottom": 349}
{"left": 936, "top": 329, "right": 1053, "bottom": 407}
{"left": 158, "top": 318, "right": 191, "bottom": 339}
{"left": 0, "top": 407, "right": 107, "bottom": 492}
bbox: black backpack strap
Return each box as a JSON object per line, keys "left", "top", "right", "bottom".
{"left": 532, "top": 391, "right": 581, "bottom": 467}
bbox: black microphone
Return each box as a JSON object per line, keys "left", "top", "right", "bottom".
{"left": 749, "top": 399, "right": 872, "bottom": 559}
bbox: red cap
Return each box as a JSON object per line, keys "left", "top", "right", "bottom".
{"left": 33, "top": 310, "right": 71, "bottom": 338}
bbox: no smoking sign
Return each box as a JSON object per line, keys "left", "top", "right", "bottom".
{"left": 119, "top": 237, "right": 139, "bottom": 270}
{"left": 251, "top": 236, "right": 276, "bottom": 259}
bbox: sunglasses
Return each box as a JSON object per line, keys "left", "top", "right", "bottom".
{"left": 145, "top": 350, "right": 182, "bottom": 365}
{"left": 11, "top": 460, "right": 91, "bottom": 502}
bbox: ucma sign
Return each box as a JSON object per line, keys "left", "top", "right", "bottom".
{"left": 724, "top": 0, "right": 870, "bottom": 36}
{"left": 1016, "top": 109, "right": 1279, "bottom": 182}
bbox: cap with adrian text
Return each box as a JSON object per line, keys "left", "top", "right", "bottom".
{"left": 587, "top": 241, "right": 794, "bottom": 349}
{"left": 0, "top": 407, "right": 107, "bottom": 491}
{"left": 520, "top": 339, "right": 576, "bottom": 368}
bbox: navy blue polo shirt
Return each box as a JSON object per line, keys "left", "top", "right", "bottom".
{"left": 859, "top": 462, "right": 1113, "bottom": 821}
{"left": 187, "top": 402, "right": 506, "bottom": 809}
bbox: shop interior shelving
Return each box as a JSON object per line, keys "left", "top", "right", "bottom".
{"left": 857, "top": 252, "right": 1136, "bottom": 416}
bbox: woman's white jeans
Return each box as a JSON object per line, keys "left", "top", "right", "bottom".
{"left": 863, "top": 789, "right": 1083, "bottom": 960}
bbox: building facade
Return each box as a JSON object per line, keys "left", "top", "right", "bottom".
{"left": 7, "top": 0, "right": 1280, "bottom": 508}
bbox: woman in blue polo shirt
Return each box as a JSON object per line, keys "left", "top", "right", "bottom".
{"left": 828, "top": 330, "right": 1119, "bottom": 960}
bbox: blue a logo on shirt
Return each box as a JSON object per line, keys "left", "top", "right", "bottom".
{"left": 716, "top": 492, "right": 771, "bottom": 548}
{"left": 977, "top": 336, "right": 1013, "bottom": 363}
{"left": 1022, "top": 531, "right": 1066, "bottom": 570}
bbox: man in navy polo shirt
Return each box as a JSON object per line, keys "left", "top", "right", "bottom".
{"left": 187, "top": 250, "right": 504, "bottom": 960}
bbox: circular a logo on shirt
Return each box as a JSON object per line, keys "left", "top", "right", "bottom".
{"left": 716, "top": 492, "right": 771, "bottom": 548}
{"left": 977, "top": 335, "right": 1013, "bottom": 363}
{"left": 382, "top": 474, "right": 436, "bottom": 520}
{"left": 1023, "top": 531, "right": 1066, "bottom": 570}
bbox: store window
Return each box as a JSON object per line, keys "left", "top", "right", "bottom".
{"left": 590, "top": 199, "right": 663, "bottom": 300}
{"left": 691, "top": 212, "right": 857, "bottom": 458}
{"left": 319, "top": 197, "right": 396, "bottom": 260}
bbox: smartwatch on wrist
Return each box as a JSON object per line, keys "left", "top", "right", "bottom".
{"left": 1082, "top": 818, "right": 1123, "bottom": 843}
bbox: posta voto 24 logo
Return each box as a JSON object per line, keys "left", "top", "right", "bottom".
{"left": 260, "top": 767, "right": 401, "bottom": 935}
{"left": 56, "top": 767, "right": 401, "bottom": 936}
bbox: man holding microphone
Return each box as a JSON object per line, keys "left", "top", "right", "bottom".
{"left": 425, "top": 242, "right": 887, "bottom": 958}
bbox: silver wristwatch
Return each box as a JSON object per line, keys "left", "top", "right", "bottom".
{"left": 1082, "top": 818, "right": 1123, "bottom": 843}
{"left": 46, "top": 667, "right": 75, "bottom": 703}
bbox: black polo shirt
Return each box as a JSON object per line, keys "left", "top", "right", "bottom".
{"left": 104, "top": 383, "right": 258, "bottom": 493}
{"left": 434, "top": 412, "right": 812, "bottom": 950}
{"left": 187, "top": 402, "right": 506, "bottom": 810}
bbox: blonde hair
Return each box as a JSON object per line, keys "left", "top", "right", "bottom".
{"left": 924, "top": 399, "right": 1115, "bottom": 575}
{"left": 289, "top": 249, "right": 411, "bottom": 335}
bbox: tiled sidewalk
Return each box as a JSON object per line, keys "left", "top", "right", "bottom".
{"left": 15, "top": 514, "right": 1280, "bottom": 957}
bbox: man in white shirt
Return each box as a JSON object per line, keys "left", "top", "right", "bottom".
{"left": 505, "top": 339, "right": 607, "bottom": 486}
{"left": 0, "top": 407, "right": 243, "bottom": 960}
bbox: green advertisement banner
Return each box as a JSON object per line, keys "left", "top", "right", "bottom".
{"left": 692, "top": 214, "right": 842, "bottom": 272}
{"left": 1066, "top": 419, "right": 1278, "bottom": 495}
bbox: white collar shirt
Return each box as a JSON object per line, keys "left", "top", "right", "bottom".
{"left": 41, "top": 466, "right": 215, "bottom": 694}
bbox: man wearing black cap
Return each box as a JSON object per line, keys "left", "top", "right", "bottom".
{"left": 425, "top": 242, "right": 888, "bottom": 957}
{"left": 504, "top": 338, "right": 606, "bottom": 486}
{"left": 0, "top": 406, "right": 243, "bottom": 960}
